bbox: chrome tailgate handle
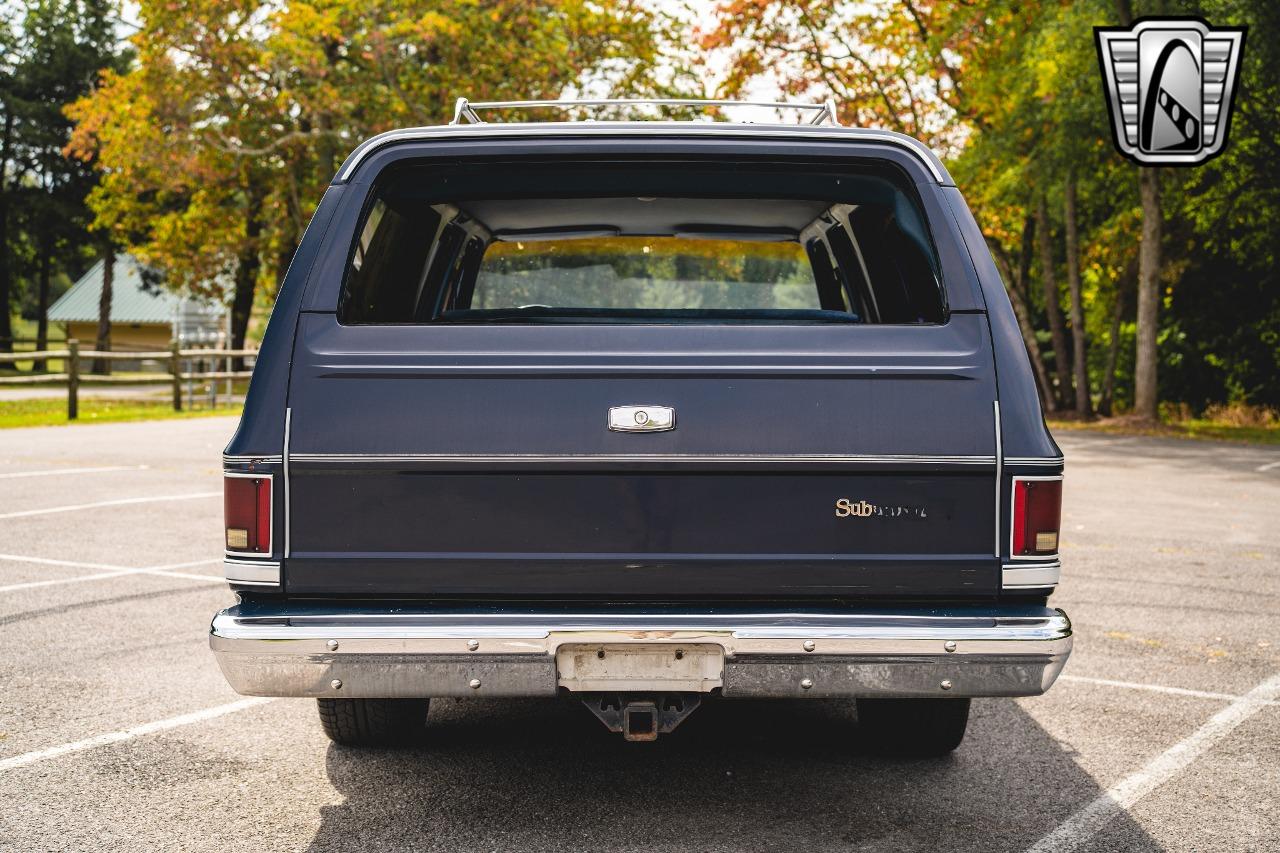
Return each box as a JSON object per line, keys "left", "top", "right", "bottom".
{"left": 608, "top": 405, "right": 675, "bottom": 433}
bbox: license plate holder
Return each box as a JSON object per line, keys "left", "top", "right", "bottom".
{"left": 555, "top": 643, "right": 724, "bottom": 692}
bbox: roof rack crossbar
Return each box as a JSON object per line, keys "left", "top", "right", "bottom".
{"left": 450, "top": 97, "right": 840, "bottom": 127}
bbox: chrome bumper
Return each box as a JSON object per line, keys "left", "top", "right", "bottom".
{"left": 209, "top": 604, "right": 1072, "bottom": 700}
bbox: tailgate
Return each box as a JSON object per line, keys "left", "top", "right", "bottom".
{"left": 283, "top": 313, "right": 999, "bottom": 598}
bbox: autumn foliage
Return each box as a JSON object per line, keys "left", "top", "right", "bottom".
{"left": 65, "top": 0, "right": 663, "bottom": 349}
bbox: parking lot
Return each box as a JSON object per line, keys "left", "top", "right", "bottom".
{"left": 0, "top": 418, "right": 1276, "bottom": 852}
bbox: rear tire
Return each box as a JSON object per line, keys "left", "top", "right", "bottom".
{"left": 316, "top": 698, "right": 430, "bottom": 747}
{"left": 855, "top": 698, "right": 970, "bottom": 757}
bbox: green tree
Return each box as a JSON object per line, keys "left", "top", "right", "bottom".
{"left": 14, "top": 0, "right": 126, "bottom": 369}
{"left": 68, "top": 0, "right": 666, "bottom": 355}
{"left": 703, "top": 0, "right": 1280, "bottom": 418}
{"left": 0, "top": 8, "right": 19, "bottom": 352}
{"left": 0, "top": 1, "right": 128, "bottom": 363}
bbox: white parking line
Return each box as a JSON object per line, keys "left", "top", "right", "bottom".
{"left": 141, "top": 568, "right": 224, "bottom": 582}
{"left": 0, "top": 465, "right": 148, "bottom": 480}
{"left": 1058, "top": 674, "right": 1279, "bottom": 705}
{"left": 0, "top": 697, "right": 273, "bottom": 773}
{"left": 0, "top": 570, "right": 139, "bottom": 593}
{"left": 1257, "top": 459, "right": 1280, "bottom": 472}
{"left": 0, "top": 554, "right": 222, "bottom": 593}
{"left": 0, "top": 553, "right": 130, "bottom": 572}
{"left": 1025, "top": 672, "right": 1280, "bottom": 853}
{"left": 0, "top": 491, "right": 220, "bottom": 521}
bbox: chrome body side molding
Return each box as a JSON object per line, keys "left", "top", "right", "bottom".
{"left": 210, "top": 604, "right": 1072, "bottom": 700}
{"left": 288, "top": 452, "right": 997, "bottom": 466}
{"left": 993, "top": 400, "right": 1002, "bottom": 558}
{"left": 222, "top": 454, "right": 283, "bottom": 465}
{"left": 283, "top": 407, "right": 292, "bottom": 559}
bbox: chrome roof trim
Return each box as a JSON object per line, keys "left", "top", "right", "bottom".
{"left": 334, "top": 122, "right": 950, "bottom": 184}
{"left": 451, "top": 97, "right": 840, "bottom": 127}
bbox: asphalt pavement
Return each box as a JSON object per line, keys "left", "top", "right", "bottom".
{"left": 0, "top": 418, "right": 1276, "bottom": 852}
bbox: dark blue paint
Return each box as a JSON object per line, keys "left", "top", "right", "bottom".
{"left": 225, "top": 134, "right": 1060, "bottom": 600}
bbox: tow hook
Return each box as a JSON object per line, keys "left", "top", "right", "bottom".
{"left": 583, "top": 693, "right": 703, "bottom": 741}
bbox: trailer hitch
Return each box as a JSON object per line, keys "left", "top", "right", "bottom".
{"left": 582, "top": 693, "right": 703, "bottom": 741}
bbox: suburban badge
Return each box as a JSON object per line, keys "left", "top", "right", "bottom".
{"left": 835, "top": 499, "right": 928, "bottom": 519}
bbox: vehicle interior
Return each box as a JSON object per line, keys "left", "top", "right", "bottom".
{"left": 340, "top": 161, "right": 947, "bottom": 325}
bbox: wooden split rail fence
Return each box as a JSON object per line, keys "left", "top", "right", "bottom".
{"left": 0, "top": 339, "right": 256, "bottom": 419}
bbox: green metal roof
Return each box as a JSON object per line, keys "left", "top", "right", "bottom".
{"left": 48, "top": 254, "right": 223, "bottom": 325}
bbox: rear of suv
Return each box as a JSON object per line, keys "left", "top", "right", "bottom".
{"left": 211, "top": 98, "right": 1069, "bottom": 755}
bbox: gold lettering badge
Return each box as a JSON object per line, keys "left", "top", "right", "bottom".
{"left": 835, "top": 498, "right": 875, "bottom": 517}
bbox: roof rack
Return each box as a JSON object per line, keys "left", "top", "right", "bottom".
{"left": 450, "top": 97, "right": 840, "bottom": 127}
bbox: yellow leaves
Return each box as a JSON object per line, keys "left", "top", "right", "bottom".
{"left": 410, "top": 12, "right": 460, "bottom": 40}
{"left": 1033, "top": 58, "right": 1059, "bottom": 101}
{"left": 71, "top": 0, "right": 667, "bottom": 297}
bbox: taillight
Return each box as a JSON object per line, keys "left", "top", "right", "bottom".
{"left": 1011, "top": 477, "right": 1062, "bottom": 557}
{"left": 225, "top": 474, "right": 272, "bottom": 554}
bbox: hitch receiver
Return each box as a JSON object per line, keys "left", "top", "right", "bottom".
{"left": 583, "top": 693, "right": 702, "bottom": 742}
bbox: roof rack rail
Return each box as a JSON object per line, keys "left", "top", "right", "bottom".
{"left": 450, "top": 97, "right": 840, "bottom": 127}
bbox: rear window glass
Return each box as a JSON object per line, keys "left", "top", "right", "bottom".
{"left": 473, "top": 237, "right": 818, "bottom": 312}
{"left": 339, "top": 162, "right": 945, "bottom": 325}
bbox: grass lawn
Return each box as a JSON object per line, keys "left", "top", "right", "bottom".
{"left": 0, "top": 397, "right": 242, "bottom": 429}
{"left": 1047, "top": 417, "right": 1280, "bottom": 446}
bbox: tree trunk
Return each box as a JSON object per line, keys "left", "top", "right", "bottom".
{"left": 1133, "top": 167, "right": 1161, "bottom": 422}
{"left": 275, "top": 231, "right": 298, "bottom": 295}
{"left": 33, "top": 225, "right": 53, "bottom": 372}
{"left": 229, "top": 185, "right": 264, "bottom": 371}
{"left": 92, "top": 243, "right": 115, "bottom": 375}
{"left": 995, "top": 259, "right": 1056, "bottom": 414}
{"left": 1036, "top": 192, "right": 1072, "bottom": 408}
{"left": 0, "top": 111, "right": 13, "bottom": 353}
{"left": 1113, "top": 0, "right": 1134, "bottom": 27}
{"left": 1099, "top": 277, "right": 1127, "bottom": 417}
{"left": 1063, "top": 176, "right": 1091, "bottom": 417}
{"left": 994, "top": 214, "right": 1056, "bottom": 412}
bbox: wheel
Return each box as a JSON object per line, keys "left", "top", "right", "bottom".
{"left": 855, "top": 698, "right": 970, "bottom": 757}
{"left": 316, "top": 698, "right": 430, "bottom": 746}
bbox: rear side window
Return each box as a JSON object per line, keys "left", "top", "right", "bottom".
{"left": 339, "top": 162, "right": 945, "bottom": 325}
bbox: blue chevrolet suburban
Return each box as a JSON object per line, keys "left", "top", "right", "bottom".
{"left": 211, "top": 98, "right": 1070, "bottom": 755}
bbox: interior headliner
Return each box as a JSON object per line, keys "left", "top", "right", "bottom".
{"left": 457, "top": 197, "right": 832, "bottom": 238}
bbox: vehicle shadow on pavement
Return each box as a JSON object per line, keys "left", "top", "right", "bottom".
{"left": 306, "top": 696, "right": 1163, "bottom": 852}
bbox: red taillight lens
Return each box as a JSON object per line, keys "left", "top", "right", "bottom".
{"left": 225, "top": 475, "right": 272, "bottom": 553}
{"left": 1012, "top": 478, "right": 1062, "bottom": 557}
